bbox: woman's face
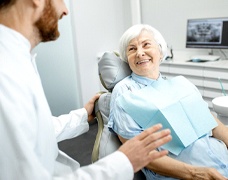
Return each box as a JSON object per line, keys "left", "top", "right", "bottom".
{"left": 126, "top": 30, "right": 162, "bottom": 79}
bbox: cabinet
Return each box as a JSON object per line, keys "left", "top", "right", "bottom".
{"left": 160, "top": 59, "right": 228, "bottom": 111}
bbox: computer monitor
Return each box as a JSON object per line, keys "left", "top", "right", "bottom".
{"left": 186, "top": 17, "right": 228, "bottom": 49}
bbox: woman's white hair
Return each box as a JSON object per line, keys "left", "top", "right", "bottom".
{"left": 119, "top": 24, "right": 167, "bottom": 63}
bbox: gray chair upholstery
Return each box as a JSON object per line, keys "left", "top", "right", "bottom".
{"left": 92, "top": 52, "right": 146, "bottom": 179}
{"left": 92, "top": 51, "right": 131, "bottom": 162}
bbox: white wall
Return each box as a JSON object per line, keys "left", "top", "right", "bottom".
{"left": 34, "top": 0, "right": 81, "bottom": 116}
{"left": 34, "top": 0, "right": 132, "bottom": 115}
{"left": 70, "top": 0, "right": 132, "bottom": 104}
{"left": 141, "top": 0, "right": 228, "bottom": 60}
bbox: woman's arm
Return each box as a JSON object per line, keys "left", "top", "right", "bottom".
{"left": 146, "top": 154, "right": 227, "bottom": 180}
{"left": 212, "top": 114, "right": 228, "bottom": 147}
{"left": 118, "top": 135, "right": 227, "bottom": 180}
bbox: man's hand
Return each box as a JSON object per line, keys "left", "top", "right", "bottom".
{"left": 118, "top": 124, "right": 171, "bottom": 173}
{"left": 84, "top": 93, "right": 101, "bottom": 122}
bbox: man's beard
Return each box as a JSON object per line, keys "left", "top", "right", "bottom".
{"left": 35, "top": 0, "right": 60, "bottom": 42}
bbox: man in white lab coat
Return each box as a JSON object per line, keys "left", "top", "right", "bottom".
{"left": 0, "top": 0, "right": 171, "bottom": 179}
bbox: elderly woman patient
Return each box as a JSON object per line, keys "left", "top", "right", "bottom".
{"left": 108, "top": 24, "right": 228, "bottom": 180}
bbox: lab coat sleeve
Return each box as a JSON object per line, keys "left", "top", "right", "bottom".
{"left": 53, "top": 108, "right": 89, "bottom": 142}
{"left": 74, "top": 151, "right": 134, "bottom": 180}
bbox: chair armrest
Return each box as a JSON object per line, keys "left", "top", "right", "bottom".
{"left": 91, "top": 98, "right": 105, "bottom": 163}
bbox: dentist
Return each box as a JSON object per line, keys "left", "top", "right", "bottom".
{"left": 0, "top": 0, "right": 171, "bottom": 180}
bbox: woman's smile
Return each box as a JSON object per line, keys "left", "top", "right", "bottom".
{"left": 136, "top": 59, "right": 151, "bottom": 65}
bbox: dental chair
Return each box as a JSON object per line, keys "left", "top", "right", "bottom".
{"left": 92, "top": 51, "right": 146, "bottom": 179}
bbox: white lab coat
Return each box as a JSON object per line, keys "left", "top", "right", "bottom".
{"left": 0, "top": 24, "right": 133, "bottom": 180}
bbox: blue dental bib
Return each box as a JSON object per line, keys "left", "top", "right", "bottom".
{"left": 117, "top": 76, "right": 217, "bottom": 155}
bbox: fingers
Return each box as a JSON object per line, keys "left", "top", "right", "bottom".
{"left": 130, "top": 123, "right": 171, "bottom": 152}
{"left": 84, "top": 93, "right": 101, "bottom": 116}
{"left": 148, "top": 150, "right": 169, "bottom": 161}
{"left": 144, "top": 128, "right": 172, "bottom": 150}
{"left": 135, "top": 123, "right": 163, "bottom": 141}
{"left": 86, "top": 93, "right": 101, "bottom": 107}
{"left": 136, "top": 124, "right": 171, "bottom": 148}
{"left": 91, "top": 93, "right": 101, "bottom": 103}
{"left": 119, "top": 124, "right": 171, "bottom": 173}
{"left": 194, "top": 167, "right": 228, "bottom": 180}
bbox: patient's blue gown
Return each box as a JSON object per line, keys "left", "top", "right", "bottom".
{"left": 108, "top": 73, "right": 228, "bottom": 179}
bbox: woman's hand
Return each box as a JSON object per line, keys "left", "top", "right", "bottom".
{"left": 189, "top": 166, "right": 228, "bottom": 180}
{"left": 145, "top": 152, "right": 227, "bottom": 180}
{"left": 84, "top": 93, "right": 101, "bottom": 122}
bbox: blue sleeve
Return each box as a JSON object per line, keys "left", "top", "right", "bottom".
{"left": 108, "top": 80, "right": 143, "bottom": 139}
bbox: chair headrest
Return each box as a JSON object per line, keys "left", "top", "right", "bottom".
{"left": 98, "top": 52, "right": 132, "bottom": 91}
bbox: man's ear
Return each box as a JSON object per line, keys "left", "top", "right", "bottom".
{"left": 30, "top": 0, "right": 45, "bottom": 21}
{"left": 32, "top": 0, "right": 45, "bottom": 16}
{"left": 32, "top": 0, "right": 44, "bottom": 8}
